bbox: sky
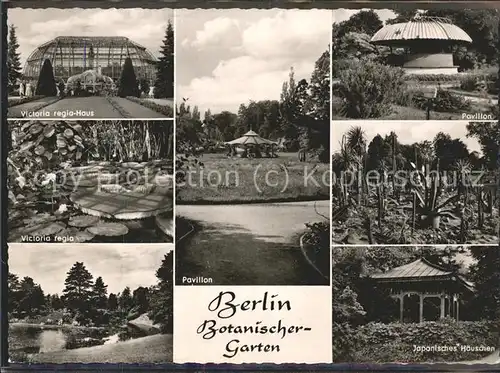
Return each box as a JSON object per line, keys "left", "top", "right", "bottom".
{"left": 9, "top": 243, "right": 173, "bottom": 295}
{"left": 331, "top": 121, "right": 483, "bottom": 155}
{"left": 332, "top": 8, "right": 397, "bottom": 25}
{"left": 7, "top": 8, "right": 173, "bottom": 66}
{"left": 176, "top": 9, "right": 331, "bottom": 114}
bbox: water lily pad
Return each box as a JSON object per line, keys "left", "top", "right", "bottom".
{"left": 70, "top": 185, "right": 173, "bottom": 220}
{"left": 9, "top": 222, "right": 66, "bottom": 242}
{"left": 68, "top": 215, "right": 100, "bottom": 228}
{"left": 44, "top": 152, "right": 53, "bottom": 160}
{"left": 87, "top": 222, "right": 129, "bottom": 237}
{"left": 64, "top": 129, "right": 74, "bottom": 138}
{"left": 23, "top": 213, "right": 57, "bottom": 226}
{"left": 58, "top": 227, "right": 96, "bottom": 243}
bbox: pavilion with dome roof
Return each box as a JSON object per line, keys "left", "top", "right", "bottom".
{"left": 370, "top": 15, "right": 473, "bottom": 75}
{"left": 225, "top": 130, "right": 278, "bottom": 158}
{"left": 369, "top": 258, "right": 474, "bottom": 323}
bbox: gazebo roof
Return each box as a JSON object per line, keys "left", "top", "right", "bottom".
{"left": 225, "top": 130, "right": 277, "bottom": 145}
{"left": 370, "top": 258, "right": 474, "bottom": 290}
{"left": 370, "top": 17, "right": 473, "bottom": 46}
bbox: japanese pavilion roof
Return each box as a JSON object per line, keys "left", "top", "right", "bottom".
{"left": 370, "top": 258, "right": 474, "bottom": 291}
{"left": 370, "top": 17, "right": 472, "bottom": 46}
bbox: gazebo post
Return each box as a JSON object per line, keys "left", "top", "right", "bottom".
{"left": 440, "top": 294, "right": 445, "bottom": 319}
{"left": 419, "top": 294, "right": 424, "bottom": 323}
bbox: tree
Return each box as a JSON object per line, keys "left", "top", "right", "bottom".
{"left": 118, "top": 286, "right": 133, "bottom": 311}
{"left": 92, "top": 276, "right": 108, "bottom": 309}
{"left": 61, "top": 262, "right": 94, "bottom": 316}
{"left": 154, "top": 21, "right": 174, "bottom": 98}
{"left": 7, "top": 24, "right": 22, "bottom": 94}
{"left": 132, "top": 286, "right": 150, "bottom": 314}
{"left": 17, "top": 277, "right": 46, "bottom": 318}
{"left": 139, "top": 78, "right": 150, "bottom": 96}
{"left": 149, "top": 252, "right": 173, "bottom": 333}
{"left": 117, "top": 57, "right": 140, "bottom": 98}
{"left": 8, "top": 273, "right": 22, "bottom": 315}
{"left": 469, "top": 247, "right": 500, "bottom": 320}
{"left": 467, "top": 121, "right": 500, "bottom": 169}
{"left": 108, "top": 293, "right": 118, "bottom": 311}
{"left": 36, "top": 59, "right": 57, "bottom": 96}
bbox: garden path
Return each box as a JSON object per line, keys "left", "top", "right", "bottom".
{"left": 176, "top": 200, "right": 329, "bottom": 285}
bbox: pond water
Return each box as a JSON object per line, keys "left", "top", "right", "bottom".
{"left": 9, "top": 325, "right": 108, "bottom": 361}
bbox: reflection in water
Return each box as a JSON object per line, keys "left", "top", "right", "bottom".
{"left": 38, "top": 330, "right": 67, "bottom": 353}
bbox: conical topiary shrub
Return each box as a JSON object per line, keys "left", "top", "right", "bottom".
{"left": 36, "top": 59, "right": 57, "bottom": 96}
{"left": 118, "top": 57, "right": 140, "bottom": 98}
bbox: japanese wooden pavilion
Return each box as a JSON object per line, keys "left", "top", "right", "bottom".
{"left": 370, "top": 258, "right": 474, "bottom": 323}
{"left": 370, "top": 15, "right": 472, "bottom": 75}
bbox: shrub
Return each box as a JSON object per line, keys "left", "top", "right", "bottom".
{"left": 408, "top": 89, "right": 472, "bottom": 113}
{"left": 125, "top": 96, "right": 174, "bottom": 117}
{"left": 459, "top": 74, "right": 480, "bottom": 91}
{"left": 118, "top": 57, "right": 140, "bottom": 98}
{"left": 349, "top": 320, "right": 498, "bottom": 363}
{"left": 337, "top": 61, "right": 405, "bottom": 119}
{"left": 35, "top": 59, "right": 57, "bottom": 96}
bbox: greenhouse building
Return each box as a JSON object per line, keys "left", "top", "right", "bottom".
{"left": 23, "top": 36, "right": 158, "bottom": 83}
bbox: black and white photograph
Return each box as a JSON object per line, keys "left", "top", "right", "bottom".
{"left": 332, "top": 8, "right": 499, "bottom": 120}
{"left": 332, "top": 120, "right": 500, "bottom": 245}
{"left": 332, "top": 245, "right": 500, "bottom": 364}
{"left": 174, "top": 9, "right": 331, "bottom": 286}
{"left": 7, "top": 120, "right": 174, "bottom": 243}
{"left": 6, "top": 7, "right": 174, "bottom": 119}
{"left": 8, "top": 243, "right": 173, "bottom": 363}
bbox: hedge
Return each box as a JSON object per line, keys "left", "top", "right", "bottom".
{"left": 126, "top": 96, "right": 174, "bottom": 117}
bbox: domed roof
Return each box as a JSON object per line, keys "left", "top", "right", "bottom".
{"left": 370, "top": 16, "right": 472, "bottom": 45}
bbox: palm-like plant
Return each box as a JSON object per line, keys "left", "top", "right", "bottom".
{"left": 409, "top": 162, "right": 459, "bottom": 229}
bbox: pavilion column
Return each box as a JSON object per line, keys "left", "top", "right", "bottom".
{"left": 419, "top": 294, "right": 424, "bottom": 323}
{"left": 456, "top": 295, "right": 460, "bottom": 321}
{"left": 399, "top": 294, "right": 404, "bottom": 323}
{"left": 440, "top": 295, "right": 445, "bottom": 319}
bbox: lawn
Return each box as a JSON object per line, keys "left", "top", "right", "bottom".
{"left": 176, "top": 152, "right": 330, "bottom": 203}
{"left": 24, "top": 334, "right": 173, "bottom": 363}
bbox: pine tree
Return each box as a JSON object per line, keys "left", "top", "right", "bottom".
{"left": 154, "top": 21, "right": 174, "bottom": 98}
{"left": 61, "top": 262, "right": 94, "bottom": 316}
{"left": 92, "top": 276, "right": 108, "bottom": 309}
{"left": 7, "top": 24, "right": 22, "bottom": 94}
{"left": 118, "top": 286, "right": 133, "bottom": 311}
{"left": 149, "top": 252, "right": 173, "bottom": 333}
{"left": 117, "top": 57, "right": 140, "bottom": 98}
{"left": 36, "top": 59, "right": 57, "bottom": 96}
